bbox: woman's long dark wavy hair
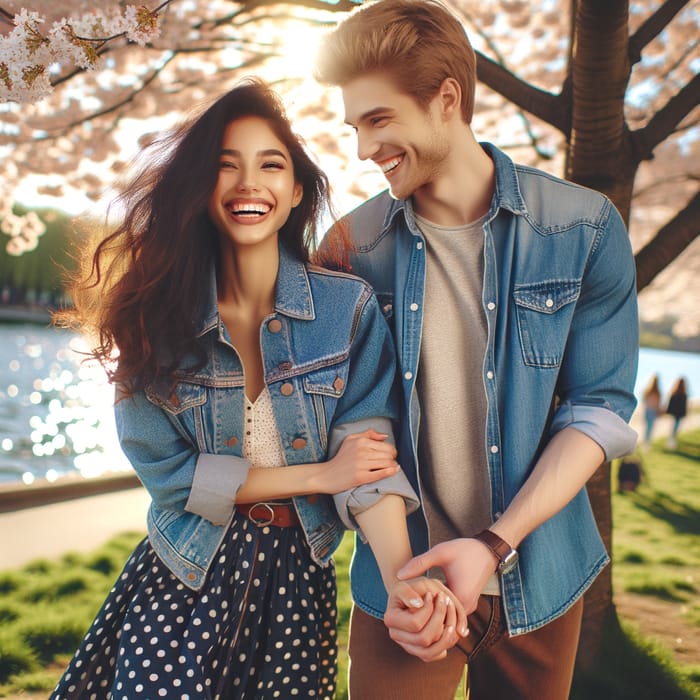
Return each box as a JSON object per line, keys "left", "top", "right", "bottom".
{"left": 58, "top": 77, "right": 331, "bottom": 394}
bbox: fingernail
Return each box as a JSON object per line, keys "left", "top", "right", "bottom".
{"left": 460, "top": 625, "right": 469, "bottom": 637}
{"left": 409, "top": 598, "right": 423, "bottom": 608}
{"left": 445, "top": 596, "right": 452, "bottom": 606}
{"left": 446, "top": 625, "right": 454, "bottom": 635}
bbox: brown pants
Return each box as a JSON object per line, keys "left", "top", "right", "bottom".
{"left": 347, "top": 595, "right": 583, "bottom": 700}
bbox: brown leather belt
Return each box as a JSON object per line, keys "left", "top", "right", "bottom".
{"left": 236, "top": 501, "right": 300, "bottom": 527}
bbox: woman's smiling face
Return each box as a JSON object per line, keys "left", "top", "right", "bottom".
{"left": 208, "top": 115, "right": 303, "bottom": 251}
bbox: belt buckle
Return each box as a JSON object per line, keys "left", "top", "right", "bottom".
{"left": 248, "top": 502, "right": 275, "bottom": 527}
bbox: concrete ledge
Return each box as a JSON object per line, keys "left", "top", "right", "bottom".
{"left": 0, "top": 472, "right": 142, "bottom": 512}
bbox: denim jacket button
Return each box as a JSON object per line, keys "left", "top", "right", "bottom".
{"left": 279, "top": 361, "right": 292, "bottom": 371}
{"left": 333, "top": 377, "right": 344, "bottom": 392}
{"left": 186, "top": 572, "right": 196, "bottom": 581}
{"left": 292, "top": 437, "right": 307, "bottom": 450}
{"left": 280, "top": 382, "right": 294, "bottom": 396}
{"left": 268, "top": 319, "right": 283, "bottom": 333}
{"left": 224, "top": 436, "right": 239, "bottom": 447}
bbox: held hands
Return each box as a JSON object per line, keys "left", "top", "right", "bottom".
{"left": 383, "top": 538, "right": 500, "bottom": 661}
{"left": 384, "top": 577, "right": 468, "bottom": 663}
{"left": 317, "top": 429, "right": 400, "bottom": 494}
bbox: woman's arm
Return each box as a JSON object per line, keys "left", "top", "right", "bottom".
{"left": 234, "top": 428, "right": 400, "bottom": 503}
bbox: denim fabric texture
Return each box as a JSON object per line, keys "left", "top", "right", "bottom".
{"left": 115, "top": 243, "right": 415, "bottom": 590}
{"left": 327, "top": 144, "right": 639, "bottom": 635}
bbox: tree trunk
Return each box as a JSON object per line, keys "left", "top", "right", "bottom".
{"left": 565, "top": 0, "right": 634, "bottom": 669}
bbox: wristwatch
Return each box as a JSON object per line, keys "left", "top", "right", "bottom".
{"left": 474, "top": 529, "right": 519, "bottom": 575}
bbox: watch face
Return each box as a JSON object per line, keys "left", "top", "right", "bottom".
{"left": 498, "top": 549, "right": 519, "bottom": 575}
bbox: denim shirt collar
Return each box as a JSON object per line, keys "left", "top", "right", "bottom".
{"left": 196, "top": 243, "right": 315, "bottom": 338}
{"left": 381, "top": 142, "right": 529, "bottom": 232}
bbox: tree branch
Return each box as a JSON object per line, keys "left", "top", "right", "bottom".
{"left": 634, "top": 189, "right": 700, "bottom": 291}
{"left": 628, "top": 0, "right": 690, "bottom": 65}
{"left": 630, "top": 72, "right": 700, "bottom": 161}
{"left": 475, "top": 51, "right": 568, "bottom": 134}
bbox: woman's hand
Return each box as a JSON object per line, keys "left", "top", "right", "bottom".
{"left": 316, "top": 428, "right": 400, "bottom": 494}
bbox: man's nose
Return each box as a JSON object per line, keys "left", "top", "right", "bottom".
{"left": 356, "top": 129, "right": 378, "bottom": 162}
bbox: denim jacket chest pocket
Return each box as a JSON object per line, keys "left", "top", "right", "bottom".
{"left": 301, "top": 361, "right": 349, "bottom": 453}
{"left": 512, "top": 279, "right": 581, "bottom": 368}
{"left": 145, "top": 380, "right": 210, "bottom": 450}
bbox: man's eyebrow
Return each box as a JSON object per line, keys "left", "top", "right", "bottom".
{"left": 220, "top": 148, "right": 289, "bottom": 160}
{"left": 345, "top": 107, "right": 391, "bottom": 127}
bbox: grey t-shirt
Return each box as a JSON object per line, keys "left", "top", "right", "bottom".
{"left": 416, "top": 213, "right": 499, "bottom": 595}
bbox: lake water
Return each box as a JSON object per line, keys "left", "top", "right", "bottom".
{"left": 0, "top": 323, "right": 698, "bottom": 487}
{"left": 0, "top": 322, "right": 130, "bottom": 486}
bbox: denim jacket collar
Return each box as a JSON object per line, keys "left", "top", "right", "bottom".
{"left": 196, "top": 243, "right": 316, "bottom": 338}
{"left": 381, "top": 142, "right": 528, "bottom": 232}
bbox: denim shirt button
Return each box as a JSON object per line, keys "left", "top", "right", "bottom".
{"left": 490, "top": 444, "right": 499, "bottom": 453}
{"left": 487, "top": 302, "right": 496, "bottom": 311}
{"left": 486, "top": 371, "right": 494, "bottom": 379}
{"left": 292, "top": 437, "right": 307, "bottom": 450}
{"left": 545, "top": 298, "right": 554, "bottom": 308}
{"left": 267, "top": 318, "right": 283, "bottom": 333}
{"left": 409, "top": 303, "right": 419, "bottom": 311}
{"left": 280, "top": 382, "right": 294, "bottom": 396}
{"left": 404, "top": 371, "right": 413, "bottom": 380}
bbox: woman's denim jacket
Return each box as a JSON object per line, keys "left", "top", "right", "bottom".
{"left": 325, "top": 144, "right": 639, "bottom": 635}
{"left": 115, "top": 244, "right": 418, "bottom": 590}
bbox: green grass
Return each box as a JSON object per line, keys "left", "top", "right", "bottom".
{"left": 1, "top": 433, "right": 699, "bottom": 698}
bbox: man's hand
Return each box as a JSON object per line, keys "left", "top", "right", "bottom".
{"left": 383, "top": 577, "right": 469, "bottom": 662}
{"left": 397, "top": 538, "right": 499, "bottom": 615}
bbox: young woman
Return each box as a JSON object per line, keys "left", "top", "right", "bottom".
{"left": 50, "top": 77, "right": 464, "bottom": 699}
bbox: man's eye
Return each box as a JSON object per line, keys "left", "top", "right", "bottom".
{"left": 220, "top": 161, "right": 236, "bottom": 169}
{"left": 371, "top": 117, "right": 388, "bottom": 127}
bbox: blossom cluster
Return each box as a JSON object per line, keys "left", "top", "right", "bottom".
{"left": 0, "top": 5, "right": 162, "bottom": 103}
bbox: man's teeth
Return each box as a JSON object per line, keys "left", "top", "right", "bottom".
{"left": 381, "top": 157, "right": 402, "bottom": 174}
{"left": 230, "top": 202, "right": 271, "bottom": 215}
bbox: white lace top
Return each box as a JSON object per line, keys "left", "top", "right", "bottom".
{"left": 243, "top": 386, "right": 287, "bottom": 468}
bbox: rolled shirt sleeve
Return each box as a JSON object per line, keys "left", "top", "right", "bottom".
{"left": 329, "top": 417, "right": 419, "bottom": 536}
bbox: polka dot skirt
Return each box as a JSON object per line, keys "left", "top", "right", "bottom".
{"left": 49, "top": 514, "right": 337, "bottom": 699}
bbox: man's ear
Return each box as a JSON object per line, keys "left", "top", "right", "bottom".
{"left": 436, "top": 77, "right": 461, "bottom": 119}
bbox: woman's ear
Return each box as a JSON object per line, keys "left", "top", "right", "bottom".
{"left": 292, "top": 182, "right": 303, "bottom": 208}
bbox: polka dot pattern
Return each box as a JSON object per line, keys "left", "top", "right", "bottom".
{"left": 50, "top": 519, "right": 337, "bottom": 699}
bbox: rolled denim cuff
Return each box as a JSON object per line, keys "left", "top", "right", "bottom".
{"left": 550, "top": 402, "right": 638, "bottom": 460}
{"left": 333, "top": 470, "right": 420, "bottom": 540}
{"left": 185, "top": 453, "right": 251, "bottom": 526}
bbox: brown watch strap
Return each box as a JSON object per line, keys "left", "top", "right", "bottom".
{"left": 473, "top": 529, "right": 513, "bottom": 562}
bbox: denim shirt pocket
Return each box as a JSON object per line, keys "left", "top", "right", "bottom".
{"left": 513, "top": 279, "right": 581, "bottom": 368}
{"left": 302, "top": 362, "right": 349, "bottom": 452}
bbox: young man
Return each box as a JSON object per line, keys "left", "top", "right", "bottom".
{"left": 314, "top": 1, "right": 639, "bottom": 698}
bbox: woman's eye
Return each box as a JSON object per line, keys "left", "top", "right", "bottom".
{"left": 263, "top": 161, "right": 284, "bottom": 170}
{"left": 220, "top": 161, "right": 236, "bottom": 169}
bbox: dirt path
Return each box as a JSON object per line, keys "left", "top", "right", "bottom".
{"left": 615, "top": 592, "right": 700, "bottom": 666}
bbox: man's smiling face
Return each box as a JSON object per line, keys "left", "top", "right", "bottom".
{"left": 342, "top": 73, "right": 451, "bottom": 201}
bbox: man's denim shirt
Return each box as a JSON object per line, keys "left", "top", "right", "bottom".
{"left": 115, "top": 244, "right": 418, "bottom": 590}
{"left": 329, "top": 144, "right": 639, "bottom": 635}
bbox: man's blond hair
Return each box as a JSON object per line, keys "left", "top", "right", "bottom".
{"left": 314, "top": 0, "right": 477, "bottom": 123}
